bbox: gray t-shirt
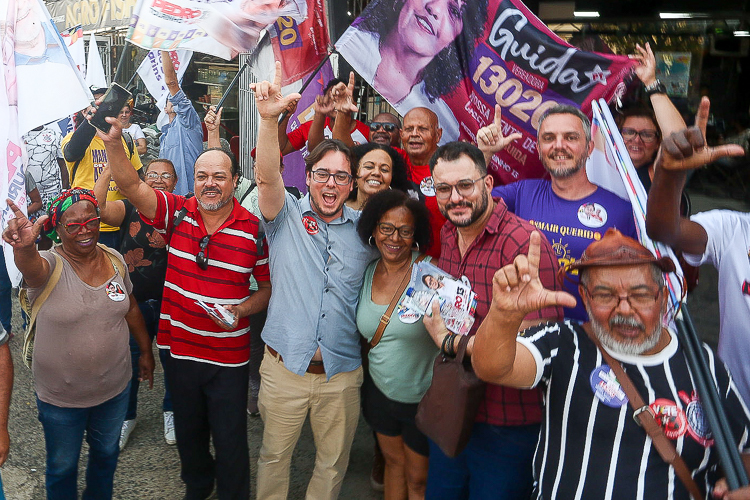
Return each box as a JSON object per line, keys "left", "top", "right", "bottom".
{"left": 30, "top": 248, "right": 132, "bottom": 408}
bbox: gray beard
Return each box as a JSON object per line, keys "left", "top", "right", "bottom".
{"left": 587, "top": 304, "right": 662, "bottom": 356}
{"left": 197, "top": 191, "right": 233, "bottom": 212}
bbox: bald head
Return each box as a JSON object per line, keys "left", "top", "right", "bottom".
{"left": 402, "top": 107, "right": 442, "bottom": 166}
{"left": 369, "top": 112, "right": 402, "bottom": 147}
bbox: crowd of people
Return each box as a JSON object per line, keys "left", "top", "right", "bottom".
{"left": 0, "top": 39, "right": 748, "bottom": 500}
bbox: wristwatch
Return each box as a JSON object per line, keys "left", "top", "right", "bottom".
{"left": 644, "top": 80, "right": 667, "bottom": 97}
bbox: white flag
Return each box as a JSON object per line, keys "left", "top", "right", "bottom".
{"left": 136, "top": 50, "right": 193, "bottom": 129}
{"left": 85, "top": 33, "right": 107, "bottom": 88}
{"left": 61, "top": 25, "right": 86, "bottom": 78}
{"left": 127, "top": 0, "right": 306, "bottom": 60}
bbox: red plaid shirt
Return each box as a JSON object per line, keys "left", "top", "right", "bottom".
{"left": 439, "top": 199, "right": 563, "bottom": 426}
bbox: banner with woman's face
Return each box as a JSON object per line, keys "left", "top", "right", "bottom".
{"left": 336, "top": 0, "right": 635, "bottom": 185}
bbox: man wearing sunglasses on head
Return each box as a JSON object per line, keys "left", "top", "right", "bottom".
{"left": 97, "top": 114, "right": 271, "bottom": 499}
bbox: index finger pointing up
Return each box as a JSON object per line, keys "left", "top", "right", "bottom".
{"left": 493, "top": 104, "right": 503, "bottom": 128}
{"left": 273, "top": 61, "right": 282, "bottom": 87}
{"left": 527, "top": 231, "right": 542, "bottom": 280}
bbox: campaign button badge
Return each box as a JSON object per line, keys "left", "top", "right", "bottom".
{"left": 302, "top": 216, "right": 319, "bottom": 235}
{"left": 577, "top": 202, "right": 608, "bottom": 228}
{"left": 105, "top": 281, "right": 127, "bottom": 302}
{"left": 397, "top": 304, "right": 421, "bottom": 324}
{"left": 590, "top": 365, "right": 628, "bottom": 407}
{"left": 649, "top": 398, "right": 687, "bottom": 439}
{"left": 420, "top": 177, "right": 435, "bottom": 197}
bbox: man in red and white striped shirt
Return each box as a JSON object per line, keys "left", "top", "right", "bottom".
{"left": 100, "top": 115, "right": 270, "bottom": 500}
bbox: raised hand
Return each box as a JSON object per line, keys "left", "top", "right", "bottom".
{"left": 314, "top": 93, "right": 335, "bottom": 116}
{"left": 330, "top": 71, "right": 358, "bottom": 115}
{"left": 631, "top": 42, "right": 657, "bottom": 86}
{"left": 657, "top": 97, "right": 744, "bottom": 171}
{"left": 476, "top": 104, "right": 522, "bottom": 155}
{"left": 204, "top": 105, "right": 222, "bottom": 133}
{"left": 249, "top": 61, "right": 301, "bottom": 120}
{"left": 491, "top": 231, "right": 576, "bottom": 316}
{"left": 95, "top": 115, "right": 124, "bottom": 146}
{"left": 2, "top": 199, "right": 47, "bottom": 249}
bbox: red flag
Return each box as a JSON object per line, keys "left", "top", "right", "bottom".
{"left": 271, "top": 0, "right": 330, "bottom": 86}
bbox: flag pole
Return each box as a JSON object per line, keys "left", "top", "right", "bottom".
{"left": 214, "top": 60, "right": 251, "bottom": 112}
{"left": 279, "top": 49, "right": 336, "bottom": 122}
{"left": 676, "top": 306, "right": 749, "bottom": 490}
{"left": 113, "top": 41, "right": 131, "bottom": 85}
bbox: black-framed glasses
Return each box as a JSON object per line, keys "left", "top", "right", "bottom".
{"left": 434, "top": 176, "right": 487, "bottom": 200}
{"left": 310, "top": 169, "right": 353, "bottom": 185}
{"left": 621, "top": 128, "right": 659, "bottom": 144}
{"left": 377, "top": 222, "right": 415, "bottom": 239}
{"left": 63, "top": 216, "right": 100, "bottom": 235}
{"left": 145, "top": 172, "right": 175, "bottom": 180}
{"left": 583, "top": 287, "right": 661, "bottom": 309}
{"left": 196, "top": 235, "right": 210, "bottom": 270}
{"left": 369, "top": 122, "right": 398, "bottom": 133}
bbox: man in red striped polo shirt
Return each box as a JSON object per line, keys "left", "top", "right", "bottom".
{"left": 99, "top": 116, "right": 271, "bottom": 500}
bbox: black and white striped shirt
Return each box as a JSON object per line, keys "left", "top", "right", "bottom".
{"left": 518, "top": 321, "right": 750, "bottom": 500}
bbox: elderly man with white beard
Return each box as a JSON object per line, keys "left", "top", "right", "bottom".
{"left": 428, "top": 228, "right": 750, "bottom": 499}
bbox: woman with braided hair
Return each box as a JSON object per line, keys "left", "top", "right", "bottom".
{"left": 2, "top": 189, "right": 154, "bottom": 499}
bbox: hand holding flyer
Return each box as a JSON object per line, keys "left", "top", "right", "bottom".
{"left": 402, "top": 262, "right": 477, "bottom": 336}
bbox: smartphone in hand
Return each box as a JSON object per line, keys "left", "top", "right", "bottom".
{"left": 88, "top": 83, "right": 132, "bottom": 133}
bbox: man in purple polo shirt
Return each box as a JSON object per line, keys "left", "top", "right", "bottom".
{"left": 478, "top": 104, "right": 638, "bottom": 322}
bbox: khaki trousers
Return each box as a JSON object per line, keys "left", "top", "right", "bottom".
{"left": 256, "top": 347, "right": 363, "bottom": 500}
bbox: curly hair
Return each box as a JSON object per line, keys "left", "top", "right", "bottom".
{"left": 348, "top": 143, "right": 410, "bottom": 201}
{"left": 357, "top": 189, "right": 432, "bottom": 250}
{"left": 357, "top": 0, "right": 489, "bottom": 101}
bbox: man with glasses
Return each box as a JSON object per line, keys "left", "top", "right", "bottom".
{"left": 425, "top": 141, "right": 563, "bottom": 499}
{"left": 462, "top": 228, "right": 750, "bottom": 499}
{"left": 478, "top": 104, "right": 638, "bottom": 322}
{"left": 98, "top": 116, "right": 271, "bottom": 499}
{"left": 251, "top": 64, "right": 377, "bottom": 500}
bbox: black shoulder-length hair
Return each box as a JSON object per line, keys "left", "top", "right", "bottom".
{"left": 357, "top": 0, "right": 489, "bottom": 101}
{"left": 357, "top": 189, "right": 432, "bottom": 250}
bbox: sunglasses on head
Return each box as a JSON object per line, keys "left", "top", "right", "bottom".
{"left": 369, "top": 122, "right": 398, "bottom": 133}
{"left": 196, "top": 235, "right": 210, "bottom": 270}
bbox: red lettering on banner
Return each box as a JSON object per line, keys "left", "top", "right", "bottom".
{"left": 151, "top": 0, "right": 201, "bottom": 20}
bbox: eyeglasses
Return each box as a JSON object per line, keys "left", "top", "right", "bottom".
{"left": 369, "top": 122, "right": 398, "bottom": 133}
{"left": 310, "top": 169, "right": 353, "bottom": 185}
{"left": 584, "top": 287, "right": 661, "bottom": 309}
{"left": 621, "top": 128, "right": 659, "bottom": 144}
{"left": 145, "top": 172, "right": 175, "bottom": 180}
{"left": 63, "top": 216, "right": 100, "bottom": 235}
{"left": 196, "top": 235, "right": 210, "bottom": 270}
{"left": 434, "top": 176, "right": 486, "bottom": 200}
{"left": 377, "top": 222, "right": 415, "bottom": 239}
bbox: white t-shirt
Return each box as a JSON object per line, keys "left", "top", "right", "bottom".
{"left": 123, "top": 123, "right": 146, "bottom": 142}
{"left": 683, "top": 210, "right": 750, "bottom": 404}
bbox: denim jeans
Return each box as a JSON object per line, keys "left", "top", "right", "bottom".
{"left": 425, "top": 422, "right": 540, "bottom": 500}
{"left": 0, "top": 256, "right": 12, "bottom": 334}
{"left": 36, "top": 384, "right": 130, "bottom": 500}
{"left": 126, "top": 299, "right": 172, "bottom": 420}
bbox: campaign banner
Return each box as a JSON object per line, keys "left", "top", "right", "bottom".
{"left": 336, "top": 0, "right": 635, "bottom": 186}
{"left": 269, "top": 0, "right": 329, "bottom": 86}
{"left": 2, "top": 0, "right": 91, "bottom": 284}
{"left": 126, "top": 0, "right": 306, "bottom": 60}
{"left": 136, "top": 49, "right": 192, "bottom": 128}
{"left": 85, "top": 33, "right": 107, "bottom": 87}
